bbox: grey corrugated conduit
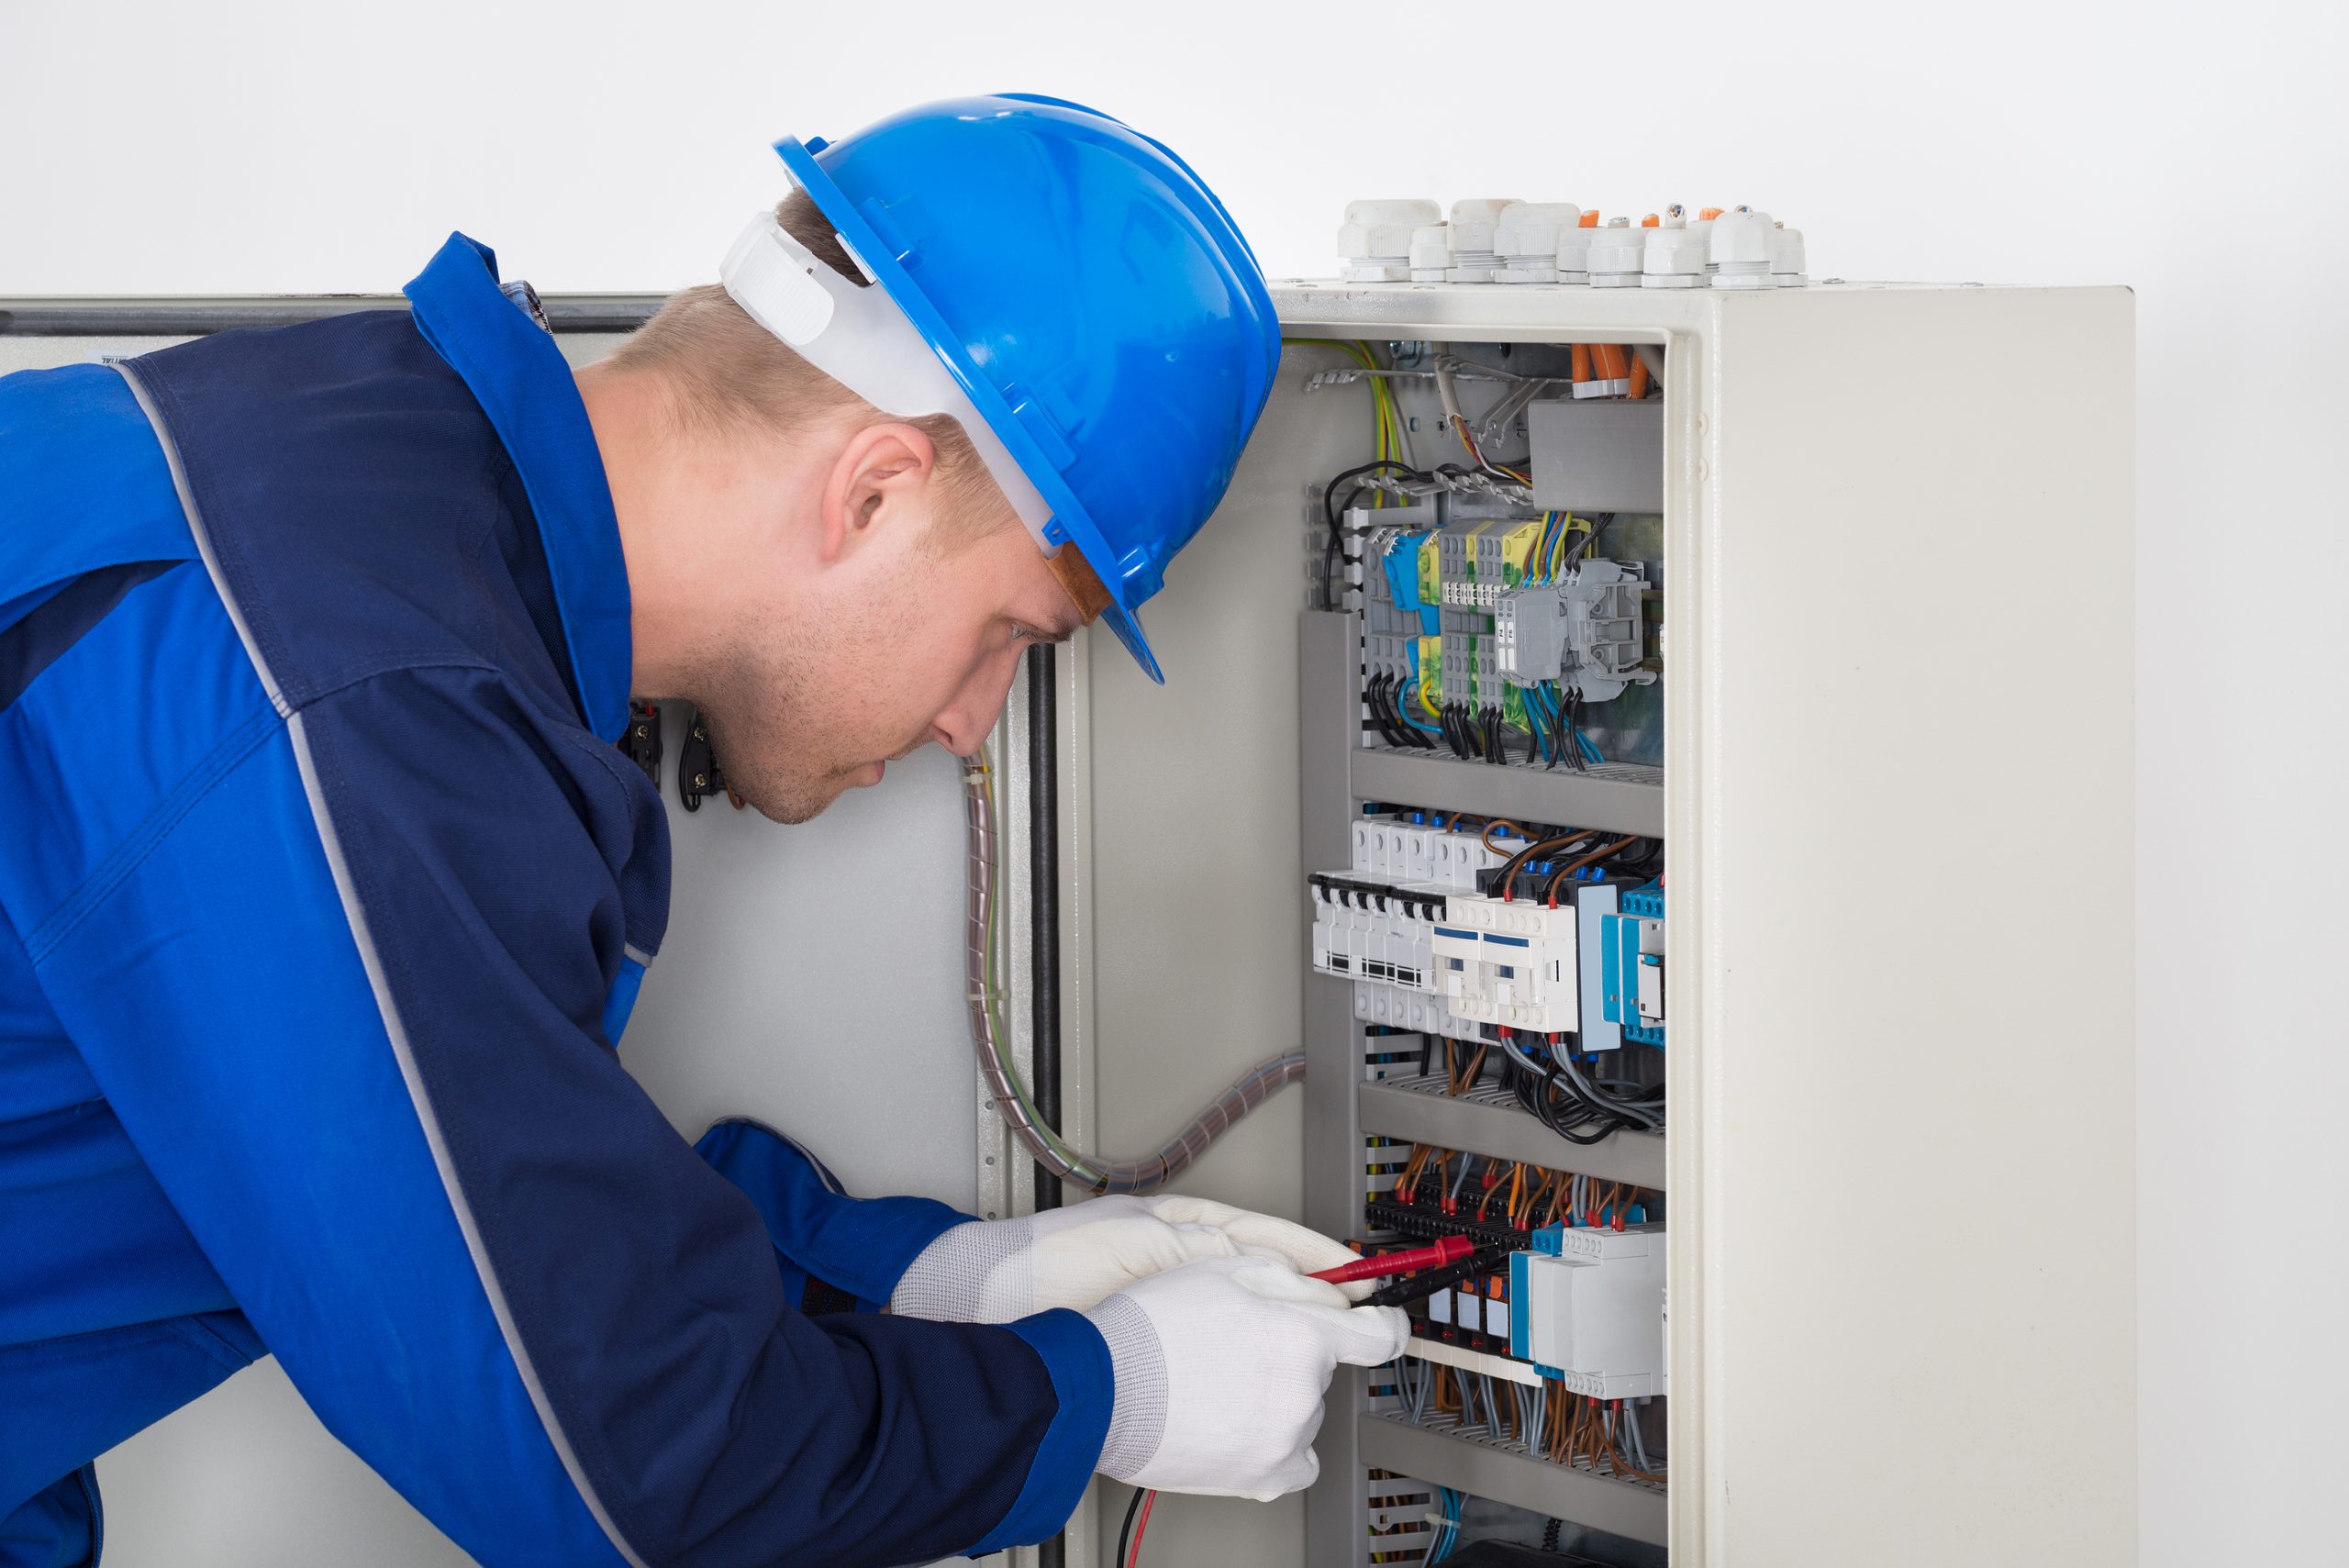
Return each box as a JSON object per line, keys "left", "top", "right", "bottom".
{"left": 962, "top": 751, "right": 1304, "bottom": 1194}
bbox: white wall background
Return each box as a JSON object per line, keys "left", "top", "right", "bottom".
{"left": 5, "top": 1, "right": 2343, "bottom": 1563}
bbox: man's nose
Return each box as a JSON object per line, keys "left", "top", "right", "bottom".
{"left": 931, "top": 652, "right": 1023, "bottom": 756}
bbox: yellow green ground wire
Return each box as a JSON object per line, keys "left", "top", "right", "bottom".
{"left": 1282, "top": 337, "right": 1404, "bottom": 467}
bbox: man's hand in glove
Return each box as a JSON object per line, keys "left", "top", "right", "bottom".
{"left": 889, "top": 1194, "right": 1371, "bottom": 1321}
{"left": 1085, "top": 1255, "right": 1410, "bottom": 1498}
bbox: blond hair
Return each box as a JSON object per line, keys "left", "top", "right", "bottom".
{"left": 607, "top": 191, "right": 1010, "bottom": 544}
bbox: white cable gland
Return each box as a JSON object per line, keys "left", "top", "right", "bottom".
{"left": 1445, "top": 197, "right": 1520, "bottom": 283}
{"left": 1771, "top": 223, "right": 1809, "bottom": 287}
{"left": 1408, "top": 223, "right": 1453, "bottom": 283}
{"left": 1490, "top": 202, "right": 1583, "bottom": 284}
{"left": 1555, "top": 224, "right": 1598, "bottom": 285}
{"left": 1445, "top": 197, "right": 1520, "bottom": 254}
{"left": 1587, "top": 218, "right": 1644, "bottom": 288}
{"left": 1709, "top": 207, "right": 1778, "bottom": 289}
{"left": 1641, "top": 216, "right": 1709, "bottom": 290}
{"left": 1338, "top": 198, "right": 1442, "bottom": 284}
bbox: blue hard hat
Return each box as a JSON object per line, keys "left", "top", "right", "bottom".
{"left": 774, "top": 95, "right": 1281, "bottom": 684}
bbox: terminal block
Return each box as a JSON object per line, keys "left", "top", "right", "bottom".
{"left": 1509, "top": 1222, "right": 1666, "bottom": 1399}
{"left": 1493, "top": 558, "right": 1658, "bottom": 703}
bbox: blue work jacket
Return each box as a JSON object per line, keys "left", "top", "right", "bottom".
{"left": 0, "top": 235, "right": 1108, "bottom": 1568}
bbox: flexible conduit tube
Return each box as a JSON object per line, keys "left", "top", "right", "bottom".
{"left": 963, "top": 751, "right": 1305, "bottom": 1194}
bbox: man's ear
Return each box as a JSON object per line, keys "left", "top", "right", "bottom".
{"left": 817, "top": 423, "right": 939, "bottom": 565}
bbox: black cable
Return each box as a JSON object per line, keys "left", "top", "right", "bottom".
{"left": 1570, "top": 511, "right": 1620, "bottom": 565}
{"left": 1027, "top": 644, "right": 1064, "bottom": 1217}
{"left": 1501, "top": 1033, "right": 1664, "bottom": 1141}
{"left": 1513, "top": 1063, "right": 1621, "bottom": 1144}
{"left": 1363, "top": 674, "right": 1398, "bottom": 747}
{"left": 1115, "top": 1485, "right": 1145, "bottom": 1568}
{"left": 1319, "top": 460, "right": 1429, "bottom": 611}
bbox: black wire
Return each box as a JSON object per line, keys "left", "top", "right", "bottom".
{"left": 1572, "top": 511, "right": 1620, "bottom": 564}
{"left": 1501, "top": 1035, "right": 1664, "bottom": 1141}
{"left": 1319, "top": 460, "right": 1430, "bottom": 612}
{"left": 1378, "top": 677, "right": 1412, "bottom": 748}
{"left": 1364, "top": 675, "right": 1399, "bottom": 748}
{"left": 1115, "top": 1485, "right": 1145, "bottom": 1568}
{"left": 1517, "top": 1065, "right": 1621, "bottom": 1144}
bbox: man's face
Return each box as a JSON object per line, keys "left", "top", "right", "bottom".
{"left": 682, "top": 428, "right": 1086, "bottom": 824}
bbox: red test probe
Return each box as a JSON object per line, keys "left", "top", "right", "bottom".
{"left": 1308, "top": 1234, "right": 1474, "bottom": 1284}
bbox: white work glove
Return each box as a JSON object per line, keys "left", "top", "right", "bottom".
{"left": 889, "top": 1194, "right": 1370, "bottom": 1323}
{"left": 1085, "top": 1255, "right": 1409, "bottom": 1499}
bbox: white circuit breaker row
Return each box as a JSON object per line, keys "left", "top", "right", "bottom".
{"left": 1337, "top": 198, "right": 1807, "bottom": 291}
{"left": 1309, "top": 816, "right": 1666, "bottom": 1050}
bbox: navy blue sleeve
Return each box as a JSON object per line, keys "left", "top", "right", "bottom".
{"left": 694, "top": 1119, "right": 979, "bottom": 1314}
{"left": 39, "top": 662, "right": 1108, "bottom": 1568}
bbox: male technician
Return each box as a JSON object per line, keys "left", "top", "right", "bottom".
{"left": 0, "top": 97, "right": 1408, "bottom": 1567}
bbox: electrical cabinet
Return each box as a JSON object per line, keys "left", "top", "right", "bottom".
{"left": 1066, "top": 277, "right": 2135, "bottom": 1568}
{"left": 1, "top": 265, "right": 2134, "bottom": 1568}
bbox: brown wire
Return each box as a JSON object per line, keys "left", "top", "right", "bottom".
{"left": 1454, "top": 1043, "right": 1490, "bottom": 1095}
{"left": 1497, "top": 832, "right": 1597, "bottom": 900}
{"left": 1546, "top": 835, "right": 1645, "bottom": 907}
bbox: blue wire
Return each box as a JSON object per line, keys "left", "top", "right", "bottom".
{"left": 1431, "top": 1487, "right": 1463, "bottom": 1562}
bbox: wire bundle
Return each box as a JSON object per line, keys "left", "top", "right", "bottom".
{"left": 1512, "top": 510, "right": 1620, "bottom": 772}
{"left": 1385, "top": 1355, "right": 1666, "bottom": 1485}
{"left": 1495, "top": 1030, "right": 1664, "bottom": 1146}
